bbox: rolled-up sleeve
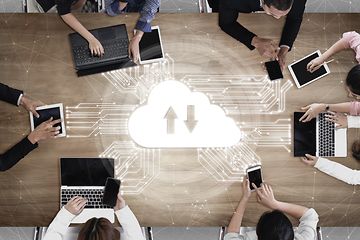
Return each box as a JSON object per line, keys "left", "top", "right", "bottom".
{"left": 135, "top": 0, "right": 160, "bottom": 32}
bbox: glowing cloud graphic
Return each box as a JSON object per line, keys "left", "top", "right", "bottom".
{"left": 128, "top": 80, "right": 242, "bottom": 148}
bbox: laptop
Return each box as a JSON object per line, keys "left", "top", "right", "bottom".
{"left": 69, "top": 24, "right": 135, "bottom": 74}
{"left": 294, "top": 112, "right": 347, "bottom": 157}
{"left": 60, "top": 158, "right": 115, "bottom": 223}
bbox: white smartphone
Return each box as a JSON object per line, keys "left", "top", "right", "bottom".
{"left": 136, "top": 26, "right": 165, "bottom": 64}
{"left": 246, "top": 165, "right": 263, "bottom": 191}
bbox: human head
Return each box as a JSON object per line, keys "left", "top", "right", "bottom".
{"left": 262, "top": 0, "right": 293, "bottom": 19}
{"left": 256, "top": 210, "right": 294, "bottom": 240}
{"left": 351, "top": 140, "right": 360, "bottom": 162}
{"left": 346, "top": 65, "right": 360, "bottom": 99}
{"left": 77, "top": 218, "right": 120, "bottom": 240}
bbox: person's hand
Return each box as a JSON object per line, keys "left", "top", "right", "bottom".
{"left": 325, "top": 111, "right": 348, "bottom": 128}
{"left": 27, "top": 117, "right": 62, "bottom": 144}
{"left": 129, "top": 30, "right": 144, "bottom": 63}
{"left": 20, "top": 95, "right": 43, "bottom": 118}
{"left": 251, "top": 36, "right": 278, "bottom": 58}
{"left": 299, "top": 103, "right": 326, "bottom": 122}
{"left": 88, "top": 37, "right": 104, "bottom": 57}
{"left": 253, "top": 183, "right": 278, "bottom": 210}
{"left": 276, "top": 47, "right": 288, "bottom": 71}
{"left": 65, "top": 196, "right": 87, "bottom": 215}
{"left": 241, "top": 178, "right": 251, "bottom": 201}
{"left": 114, "top": 192, "right": 126, "bottom": 211}
{"left": 300, "top": 154, "right": 318, "bottom": 166}
{"left": 307, "top": 56, "right": 325, "bottom": 73}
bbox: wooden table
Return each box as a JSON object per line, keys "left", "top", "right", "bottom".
{"left": 0, "top": 13, "right": 359, "bottom": 227}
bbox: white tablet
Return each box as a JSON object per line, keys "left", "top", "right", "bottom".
{"left": 138, "top": 26, "right": 165, "bottom": 64}
{"left": 288, "top": 50, "right": 330, "bottom": 88}
{"left": 29, "top": 103, "right": 66, "bottom": 138}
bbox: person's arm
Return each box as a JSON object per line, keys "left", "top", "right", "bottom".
{"left": 307, "top": 37, "right": 351, "bottom": 72}
{"left": 114, "top": 193, "right": 145, "bottom": 240}
{"left": 218, "top": 0, "right": 257, "bottom": 50}
{"left": 299, "top": 102, "right": 352, "bottom": 122}
{"left": 227, "top": 179, "right": 251, "bottom": 233}
{"left": 128, "top": 0, "right": 160, "bottom": 62}
{"left": 43, "top": 196, "right": 87, "bottom": 240}
{"left": 0, "top": 118, "right": 61, "bottom": 171}
{"left": 315, "top": 157, "right": 360, "bottom": 185}
{"left": 0, "top": 83, "right": 23, "bottom": 106}
{"left": 302, "top": 154, "right": 360, "bottom": 185}
{"left": 60, "top": 13, "right": 104, "bottom": 56}
{"left": 279, "top": 0, "right": 306, "bottom": 51}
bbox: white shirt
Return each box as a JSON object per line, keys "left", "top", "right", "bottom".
{"left": 347, "top": 115, "right": 360, "bottom": 128}
{"left": 224, "top": 208, "right": 319, "bottom": 240}
{"left": 315, "top": 157, "right": 360, "bottom": 185}
{"left": 43, "top": 206, "right": 145, "bottom": 240}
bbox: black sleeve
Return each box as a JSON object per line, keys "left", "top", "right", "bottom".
{"left": 218, "top": 0, "right": 259, "bottom": 50}
{"left": 0, "top": 137, "right": 38, "bottom": 171}
{"left": 0, "top": 83, "right": 23, "bottom": 106}
{"left": 56, "top": 0, "right": 73, "bottom": 16}
{"left": 279, "top": 0, "right": 307, "bottom": 50}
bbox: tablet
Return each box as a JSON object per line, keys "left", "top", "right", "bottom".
{"left": 288, "top": 50, "right": 330, "bottom": 88}
{"left": 29, "top": 103, "right": 66, "bottom": 138}
{"left": 138, "top": 26, "right": 164, "bottom": 64}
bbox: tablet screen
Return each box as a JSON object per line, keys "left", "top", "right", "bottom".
{"left": 34, "top": 107, "right": 63, "bottom": 134}
{"left": 290, "top": 52, "right": 328, "bottom": 87}
{"left": 139, "top": 28, "right": 163, "bottom": 62}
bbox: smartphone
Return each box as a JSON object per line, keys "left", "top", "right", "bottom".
{"left": 265, "top": 60, "right": 283, "bottom": 80}
{"left": 246, "top": 165, "right": 263, "bottom": 191}
{"left": 102, "top": 178, "right": 121, "bottom": 207}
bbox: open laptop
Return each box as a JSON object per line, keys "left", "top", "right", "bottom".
{"left": 69, "top": 24, "right": 135, "bottom": 75}
{"left": 294, "top": 112, "right": 347, "bottom": 157}
{"left": 60, "top": 158, "right": 115, "bottom": 223}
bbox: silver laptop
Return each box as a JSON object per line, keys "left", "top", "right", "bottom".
{"left": 294, "top": 112, "right": 347, "bottom": 157}
{"left": 60, "top": 158, "right": 115, "bottom": 223}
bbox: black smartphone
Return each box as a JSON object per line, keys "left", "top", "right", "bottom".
{"left": 102, "top": 178, "right": 121, "bottom": 207}
{"left": 265, "top": 60, "right": 283, "bottom": 80}
{"left": 246, "top": 165, "right": 263, "bottom": 191}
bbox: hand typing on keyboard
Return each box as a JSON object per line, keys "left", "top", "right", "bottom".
{"left": 88, "top": 37, "right": 104, "bottom": 57}
{"left": 325, "top": 111, "right": 348, "bottom": 128}
{"left": 64, "top": 196, "right": 87, "bottom": 215}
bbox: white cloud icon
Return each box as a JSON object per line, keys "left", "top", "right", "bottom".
{"left": 128, "top": 80, "right": 242, "bottom": 148}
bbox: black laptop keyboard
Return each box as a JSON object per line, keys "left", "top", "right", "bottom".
{"left": 73, "top": 39, "right": 129, "bottom": 66}
{"left": 61, "top": 188, "right": 112, "bottom": 208}
{"left": 318, "top": 112, "right": 335, "bottom": 157}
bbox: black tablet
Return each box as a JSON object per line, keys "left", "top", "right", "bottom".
{"left": 139, "top": 26, "right": 164, "bottom": 64}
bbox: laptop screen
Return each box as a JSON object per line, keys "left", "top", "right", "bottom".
{"left": 61, "top": 158, "right": 114, "bottom": 186}
{"left": 293, "top": 112, "right": 316, "bottom": 157}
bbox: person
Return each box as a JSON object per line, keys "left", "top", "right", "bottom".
{"left": 0, "top": 83, "right": 61, "bottom": 171}
{"left": 104, "top": 0, "right": 160, "bottom": 63}
{"left": 218, "top": 0, "right": 307, "bottom": 70}
{"left": 301, "top": 153, "right": 360, "bottom": 185}
{"left": 307, "top": 31, "right": 360, "bottom": 73}
{"left": 43, "top": 193, "right": 145, "bottom": 240}
{"left": 35, "top": 0, "right": 105, "bottom": 56}
{"left": 224, "top": 179, "right": 319, "bottom": 240}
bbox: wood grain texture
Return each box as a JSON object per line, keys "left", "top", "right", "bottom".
{"left": 0, "top": 13, "right": 359, "bottom": 227}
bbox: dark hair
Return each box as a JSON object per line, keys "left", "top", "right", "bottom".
{"left": 77, "top": 218, "right": 120, "bottom": 240}
{"left": 264, "top": 0, "right": 293, "bottom": 11}
{"left": 256, "top": 210, "right": 294, "bottom": 240}
{"left": 352, "top": 140, "right": 360, "bottom": 162}
{"left": 346, "top": 65, "right": 360, "bottom": 95}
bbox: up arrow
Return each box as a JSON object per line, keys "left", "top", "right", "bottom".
{"left": 185, "top": 105, "right": 198, "bottom": 133}
{"left": 164, "top": 106, "right": 177, "bottom": 134}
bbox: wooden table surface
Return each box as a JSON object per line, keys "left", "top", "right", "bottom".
{"left": 0, "top": 13, "right": 359, "bottom": 227}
